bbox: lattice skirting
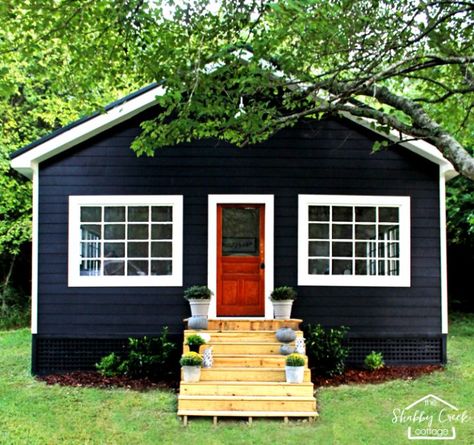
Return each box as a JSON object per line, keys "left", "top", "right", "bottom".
{"left": 32, "top": 334, "right": 446, "bottom": 375}
{"left": 344, "top": 335, "right": 446, "bottom": 365}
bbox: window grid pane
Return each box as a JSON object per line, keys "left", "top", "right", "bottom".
{"left": 79, "top": 204, "right": 173, "bottom": 277}
{"left": 308, "top": 204, "right": 400, "bottom": 277}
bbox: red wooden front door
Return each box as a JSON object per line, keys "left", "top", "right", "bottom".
{"left": 217, "top": 204, "right": 265, "bottom": 316}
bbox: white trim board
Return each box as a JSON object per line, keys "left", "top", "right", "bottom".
{"left": 68, "top": 195, "right": 183, "bottom": 287}
{"left": 30, "top": 162, "right": 39, "bottom": 334}
{"left": 298, "top": 194, "right": 411, "bottom": 287}
{"left": 440, "top": 166, "right": 449, "bottom": 334}
{"left": 11, "top": 85, "right": 165, "bottom": 178}
{"left": 10, "top": 83, "right": 456, "bottom": 179}
{"left": 207, "top": 195, "right": 274, "bottom": 319}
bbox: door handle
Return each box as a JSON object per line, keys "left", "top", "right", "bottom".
{"left": 260, "top": 262, "right": 265, "bottom": 269}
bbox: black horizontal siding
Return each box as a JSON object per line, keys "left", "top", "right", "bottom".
{"left": 37, "top": 114, "right": 441, "bottom": 338}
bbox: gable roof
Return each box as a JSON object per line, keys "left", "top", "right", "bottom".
{"left": 10, "top": 82, "right": 456, "bottom": 179}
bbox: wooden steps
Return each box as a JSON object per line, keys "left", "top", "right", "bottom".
{"left": 177, "top": 319, "right": 318, "bottom": 423}
{"left": 179, "top": 381, "right": 314, "bottom": 397}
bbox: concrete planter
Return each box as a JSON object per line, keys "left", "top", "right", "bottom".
{"left": 182, "top": 366, "right": 201, "bottom": 382}
{"left": 285, "top": 366, "right": 305, "bottom": 384}
{"left": 188, "top": 299, "right": 210, "bottom": 317}
{"left": 272, "top": 300, "right": 294, "bottom": 319}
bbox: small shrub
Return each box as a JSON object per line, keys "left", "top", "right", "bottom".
{"left": 186, "top": 334, "right": 207, "bottom": 348}
{"left": 180, "top": 352, "right": 203, "bottom": 367}
{"left": 305, "top": 324, "right": 349, "bottom": 377}
{"left": 0, "top": 286, "right": 30, "bottom": 330}
{"left": 270, "top": 286, "right": 297, "bottom": 301}
{"left": 183, "top": 285, "right": 213, "bottom": 300}
{"left": 96, "top": 327, "right": 176, "bottom": 380}
{"left": 286, "top": 353, "right": 305, "bottom": 367}
{"left": 96, "top": 352, "right": 122, "bottom": 377}
{"left": 364, "top": 351, "right": 385, "bottom": 371}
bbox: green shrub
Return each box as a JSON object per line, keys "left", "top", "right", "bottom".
{"left": 270, "top": 286, "right": 297, "bottom": 301}
{"left": 0, "top": 286, "right": 30, "bottom": 330}
{"left": 185, "top": 334, "right": 207, "bottom": 348}
{"left": 286, "top": 353, "right": 305, "bottom": 367}
{"left": 305, "top": 324, "right": 349, "bottom": 377}
{"left": 183, "top": 285, "right": 213, "bottom": 300}
{"left": 364, "top": 351, "right": 385, "bottom": 371}
{"left": 179, "top": 352, "right": 203, "bottom": 367}
{"left": 96, "top": 327, "right": 176, "bottom": 380}
{"left": 96, "top": 352, "right": 122, "bottom": 377}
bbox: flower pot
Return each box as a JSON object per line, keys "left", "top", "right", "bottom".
{"left": 188, "top": 316, "right": 208, "bottom": 330}
{"left": 182, "top": 366, "right": 201, "bottom": 382}
{"left": 272, "top": 300, "right": 293, "bottom": 319}
{"left": 188, "top": 344, "right": 201, "bottom": 353}
{"left": 285, "top": 366, "right": 305, "bottom": 383}
{"left": 276, "top": 327, "right": 296, "bottom": 343}
{"left": 188, "top": 299, "right": 210, "bottom": 317}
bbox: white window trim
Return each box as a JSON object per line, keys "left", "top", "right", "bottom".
{"left": 207, "top": 195, "right": 274, "bottom": 319}
{"left": 298, "top": 194, "right": 411, "bottom": 287}
{"left": 68, "top": 195, "right": 183, "bottom": 287}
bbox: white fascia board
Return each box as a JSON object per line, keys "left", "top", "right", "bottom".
{"left": 11, "top": 85, "right": 165, "bottom": 176}
{"left": 340, "top": 111, "right": 457, "bottom": 178}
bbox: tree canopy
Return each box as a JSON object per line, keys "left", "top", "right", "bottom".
{"left": 1, "top": 0, "right": 473, "bottom": 255}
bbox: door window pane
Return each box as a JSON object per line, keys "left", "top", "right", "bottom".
{"left": 222, "top": 207, "right": 260, "bottom": 256}
{"left": 128, "top": 242, "right": 149, "bottom": 258}
{"left": 127, "top": 260, "right": 148, "bottom": 276}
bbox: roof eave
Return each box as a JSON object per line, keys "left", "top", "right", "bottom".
{"left": 10, "top": 85, "right": 165, "bottom": 177}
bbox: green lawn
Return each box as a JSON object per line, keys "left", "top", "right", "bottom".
{"left": 1, "top": 315, "right": 473, "bottom": 445}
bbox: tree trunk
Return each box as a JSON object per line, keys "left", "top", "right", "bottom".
{"left": 0, "top": 255, "right": 16, "bottom": 313}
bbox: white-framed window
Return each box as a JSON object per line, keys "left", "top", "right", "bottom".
{"left": 298, "top": 195, "right": 410, "bottom": 287}
{"left": 68, "top": 195, "right": 183, "bottom": 287}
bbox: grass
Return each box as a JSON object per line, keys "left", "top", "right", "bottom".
{"left": 1, "top": 314, "right": 473, "bottom": 445}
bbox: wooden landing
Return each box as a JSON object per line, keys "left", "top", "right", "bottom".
{"left": 177, "top": 319, "right": 318, "bottom": 424}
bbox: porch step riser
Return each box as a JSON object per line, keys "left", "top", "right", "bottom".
{"left": 204, "top": 343, "right": 284, "bottom": 354}
{"left": 184, "top": 331, "right": 303, "bottom": 342}
{"left": 194, "top": 368, "right": 311, "bottom": 382}
{"left": 179, "top": 383, "right": 314, "bottom": 397}
{"left": 178, "top": 399, "right": 317, "bottom": 412}
{"left": 211, "top": 356, "right": 307, "bottom": 368}
{"left": 205, "top": 319, "right": 302, "bottom": 331}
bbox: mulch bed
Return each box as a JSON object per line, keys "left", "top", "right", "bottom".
{"left": 38, "top": 365, "right": 443, "bottom": 391}
{"left": 312, "top": 364, "right": 443, "bottom": 387}
{"left": 38, "top": 371, "right": 178, "bottom": 391}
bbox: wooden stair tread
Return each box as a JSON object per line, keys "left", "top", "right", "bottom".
{"left": 179, "top": 395, "right": 314, "bottom": 401}
{"left": 177, "top": 410, "right": 318, "bottom": 417}
{"left": 180, "top": 381, "right": 313, "bottom": 386}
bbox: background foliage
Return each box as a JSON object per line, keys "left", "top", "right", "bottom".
{"left": 0, "top": 0, "right": 472, "bottom": 327}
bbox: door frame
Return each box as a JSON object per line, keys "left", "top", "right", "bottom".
{"left": 208, "top": 195, "right": 274, "bottom": 319}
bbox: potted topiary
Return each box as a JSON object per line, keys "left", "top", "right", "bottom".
{"left": 285, "top": 353, "right": 306, "bottom": 383}
{"left": 184, "top": 285, "right": 213, "bottom": 318}
{"left": 270, "top": 286, "right": 297, "bottom": 319}
{"left": 185, "top": 334, "right": 207, "bottom": 353}
{"left": 180, "top": 352, "right": 203, "bottom": 382}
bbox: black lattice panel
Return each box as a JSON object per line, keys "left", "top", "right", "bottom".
{"left": 35, "top": 338, "right": 128, "bottom": 374}
{"left": 345, "top": 337, "right": 443, "bottom": 364}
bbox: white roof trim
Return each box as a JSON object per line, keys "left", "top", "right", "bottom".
{"left": 341, "top": 112, "right": 456, "bottom": 178}
{"left": 11, "top": 85, "right": 166, "bottom": 178}
{"left": 10, "top": 82, "right": 456, "bottom": 179}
